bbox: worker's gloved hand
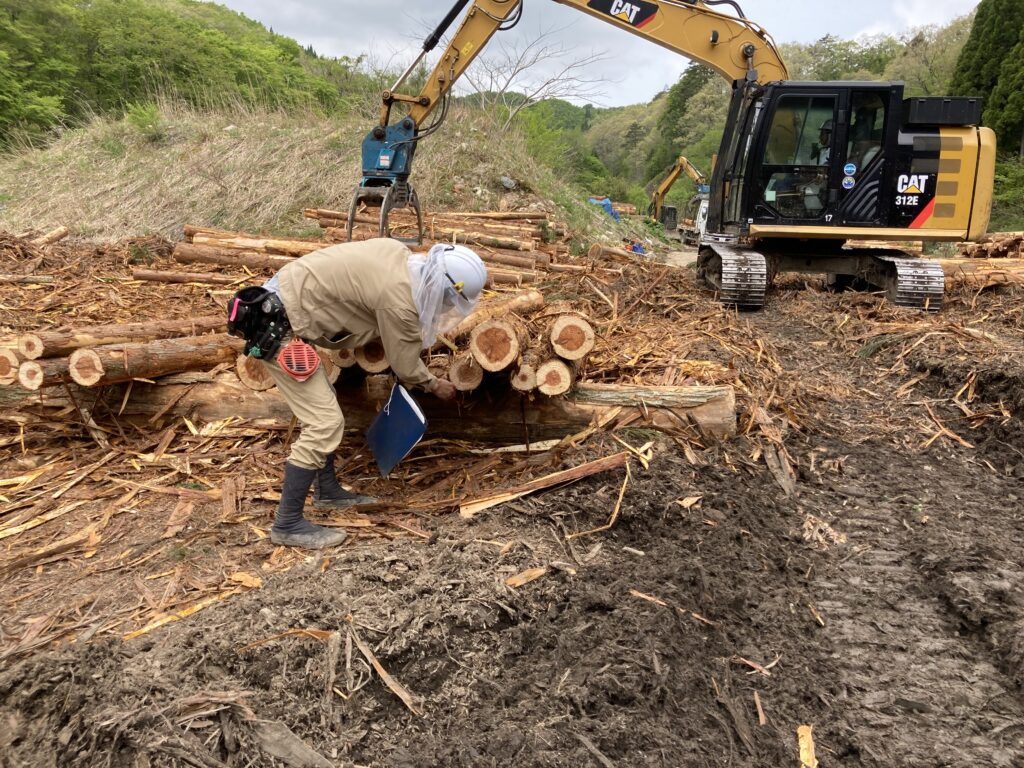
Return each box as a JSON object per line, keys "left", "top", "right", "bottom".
{"left": 429, "top": 378, "right": 457, "bottom": 401}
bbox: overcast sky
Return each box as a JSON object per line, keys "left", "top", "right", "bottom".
{"left": 213, "top": 0, "right": 979, "bottom": 107}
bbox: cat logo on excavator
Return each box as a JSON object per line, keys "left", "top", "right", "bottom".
{"left": 587, "top": 0, "right": 658, "bottom": 28}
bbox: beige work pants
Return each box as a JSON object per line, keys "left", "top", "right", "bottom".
{"left": 261, "top": 358, "right": 344, "bottom": 470}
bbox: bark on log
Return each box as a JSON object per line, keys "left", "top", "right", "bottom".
{"left": 68, "top": 334, "right": 241, "bottom": 387}
{"left": 536, "top": 359, "right": 574, "bottom": 396}
{"left": 18, "top": 358, "right": 72, "bottom": 391}
{"left": 17, "top": 316, "right": 226, "bottom": 360}
{"left": 0, "top": 348, "right": 19, "bottom": 386}
{"left": 548, "top": 315, "right": 596, "bottom": 361}
{"left": 132, "top": 269, "right": 242, "bottom": 285}
{"left": 448, "top": 353, "right": 484, "bottom": 391}
{"left": 322, "top": 347, "right": 357, "bottom": 369}
{"left": 941, "top": 257, "right": 1024, "bottom": 286}
{"left": 0, "top": 274, "right": 54, "bottom": 284}
{"left": 3, "top": 374, "right": 736, "bottom": 441}
{"left": 485, "top": 270, "right": 524, "bottom": 288}
{"left": 511, "top": 348, "right": 541, "bottom": 393}
{"left": 236, "top": 354, "right": 275, "bottom": 391}
{"left": 173, "top": 242, "right": 293, "bottom": 271}
{"left": 442, "top": 289, "right": 545, "bottom": 345}
{"left": 30, "top": 226, "right": 69, "bottom": 246}
{"left": 353, "top": 341, "right": 390, "bottom": 373}
{"left": 588, "top": 244, "right": 636, "bottom": 260}
{"left": 470, "top": 318, "right": 527, "bottom": 372}
{"left": 190, "top": 233, "right": 325, "bottom": 258}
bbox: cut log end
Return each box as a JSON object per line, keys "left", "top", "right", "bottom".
{"left": 17, "top": 361, "right": 44, "bottom": 391}
{"left": 448, "top": 353, "right": 484, "bottom": 391}
{"left": 354, "top": 341, "right": 390, "bottom": 373}
{"left": 549, "top": 315, "right": 595, "bottom": 361}
{"left": 511, "top": 362, "right": 538, "bottom": 392}
{"left": 536, "top": 359, "right": 574, "bottom": 396}
{"left": 470, "top": 319, "right": 521, "bottom": 372}
{"left": 236, "top": 354, "right": 275, "bottom": 391}
{"left": 322, "top": 347, "right": 357, "bottom": 369}
{"left": 16, "top": 333, "right": 44, "bottom": 360}
{"left": 68, "top": 349, "right": 105, "bottom": 387}
{"left": 0, "top": 348, "right": 19, "bottom": 386}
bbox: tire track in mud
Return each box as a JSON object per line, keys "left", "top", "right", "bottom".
{"left": 747, "top": 300, "right": 1024, "bottom": 766}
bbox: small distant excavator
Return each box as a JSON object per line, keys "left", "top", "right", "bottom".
{"left": 648, "top": 155, "right": 710, "bottom": 244}
{"left": 348, "top": 0, "right": 995, "bottom": 311}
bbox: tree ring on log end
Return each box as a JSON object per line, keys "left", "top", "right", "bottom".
{"left": 69, "top": 349, "right": 104, "bottom": 386}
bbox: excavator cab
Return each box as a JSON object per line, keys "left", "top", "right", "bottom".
{"left": 701, "top": 80, "right": 996, "bottom": 310}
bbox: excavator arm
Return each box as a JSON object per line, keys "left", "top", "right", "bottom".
{"left": 649, "top": 155, "right": 707, "bottom": 221}
{"left": 349, "top": 0, "right": 788, "bottom": 243}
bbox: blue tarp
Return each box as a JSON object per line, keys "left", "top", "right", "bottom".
{"left": 587, "top": 196, "right": 620, "bottom": 221}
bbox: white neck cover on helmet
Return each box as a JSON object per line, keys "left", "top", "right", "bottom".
{"left": 407, "top": 244, "right": 480, "bottom": 348}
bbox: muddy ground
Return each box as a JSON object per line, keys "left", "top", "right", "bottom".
{"left": 2, "top": 273, "right": 1023, "bottom": 767}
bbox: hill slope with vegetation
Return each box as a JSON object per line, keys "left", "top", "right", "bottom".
{"left": 1, "top": 0, "right": 1021, "bottom": 238}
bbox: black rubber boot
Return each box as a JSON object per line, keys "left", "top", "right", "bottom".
{"left": 312, "top": 453, "right": 378, "bottom": 509}
{"left": 270, "top": 462, "right": 349, "bottom": 549}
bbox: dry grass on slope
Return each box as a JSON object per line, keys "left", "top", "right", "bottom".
{"left": 0, "top": 100, "right": 550, "bottom": 241}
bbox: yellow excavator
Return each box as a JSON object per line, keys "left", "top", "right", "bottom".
{"left": 648, "top": 155, "right": 709, "bottom": 243}
{"left": 348, "top": 0, "right": 996, "bottom": 311}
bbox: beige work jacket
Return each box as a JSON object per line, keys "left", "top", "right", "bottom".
{"left": 275, "top": 238, "right": 434, "bottom": 389}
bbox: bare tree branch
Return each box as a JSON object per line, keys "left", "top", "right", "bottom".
{"left": 458, "top": 27, "right": 612, "bottom": 131}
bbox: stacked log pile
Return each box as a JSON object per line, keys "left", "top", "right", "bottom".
{"left": 302, "top": 207, "right": 587, "bottom": 287}
{"left": 957, "top": 232, "right": 1024, "bottom": 259}
{"left": 1, "top": 215, "right": 739, "bottom": 442}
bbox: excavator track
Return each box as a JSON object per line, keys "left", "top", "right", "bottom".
{"left": 871, "top": 253, "right": 944, "bottom": 312}
{"left": 699, "top": 244, "right": 768, "bottom": 309}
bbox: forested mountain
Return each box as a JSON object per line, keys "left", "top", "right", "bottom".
{"left": 1, "top": 0, "right": 1021, "bottom": 233}
{"left": 0, "top": 0, "right": 372, "bottom": 139}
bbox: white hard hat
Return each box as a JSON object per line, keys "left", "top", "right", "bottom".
{"left": 443, "top": 244, "right": 487, "bottom": 302}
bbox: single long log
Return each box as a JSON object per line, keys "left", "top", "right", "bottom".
{"left": 132, "top": 269, "right": 242, "bottom": 285}
{"left": 0, "top": 274, "right": 54, "bottom": 284}
{"left": 2, "top": 373, "right": 736, "bottom": 441}
{"left": 60, "top": 377, "right": 734, "bottom": 439}
{"left": 18, "top": 358, "right": 72, "bottom": 391}
{"left": 485, "top": 270, "right": 524, "bottom": 288}
{"left": 549, "top": 315, "right": 596, "bottom": 361}
{"left": 191, "top": 233, "right": 326, "bottom": 258}
{"left": 588, "top": 243, "right": 637, "bottom": 260}
{"left": 442, "top": 289, "right": 545, "bottom": 345}
{"left": 322, "top": 214, "right": 547, "bottom": 240}
{"left": 173, "top": 242, "right": 293, "bottom": 271}
{"left": 68, "top": 334, "right": 241, "bottom": 387}
{"left": 0, "top": 348, "right": 19, "bottom": 386}
{"left": 30, "top": 226, "right": 69, "bottom": 246}
{"left": 17, "top": 316, "right": 226, "bottom": 361}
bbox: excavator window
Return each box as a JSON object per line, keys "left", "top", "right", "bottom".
{"left": 759, "top": 95, "right": 836, "bottom": 220}
{"left": 847, "top": 92, "right": 887, "bottom": 172}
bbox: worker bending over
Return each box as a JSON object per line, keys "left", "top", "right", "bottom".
{"left": 228, "top": 239, "right": 487, "bottom": 548}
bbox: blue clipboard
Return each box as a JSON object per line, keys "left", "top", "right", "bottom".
{"left": 366, "top": 384, "right": 427, "bottom": 477}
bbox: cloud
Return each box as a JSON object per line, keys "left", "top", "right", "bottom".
{"left": 213, "top": 0, "right": 980, "bottom": 106}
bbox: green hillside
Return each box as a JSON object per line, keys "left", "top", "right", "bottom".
{"left": 0, "top": 0, "right": 373, "bottom": 141}
{"left": 1, "top": 0, "right": 1021, "bottom": 238}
